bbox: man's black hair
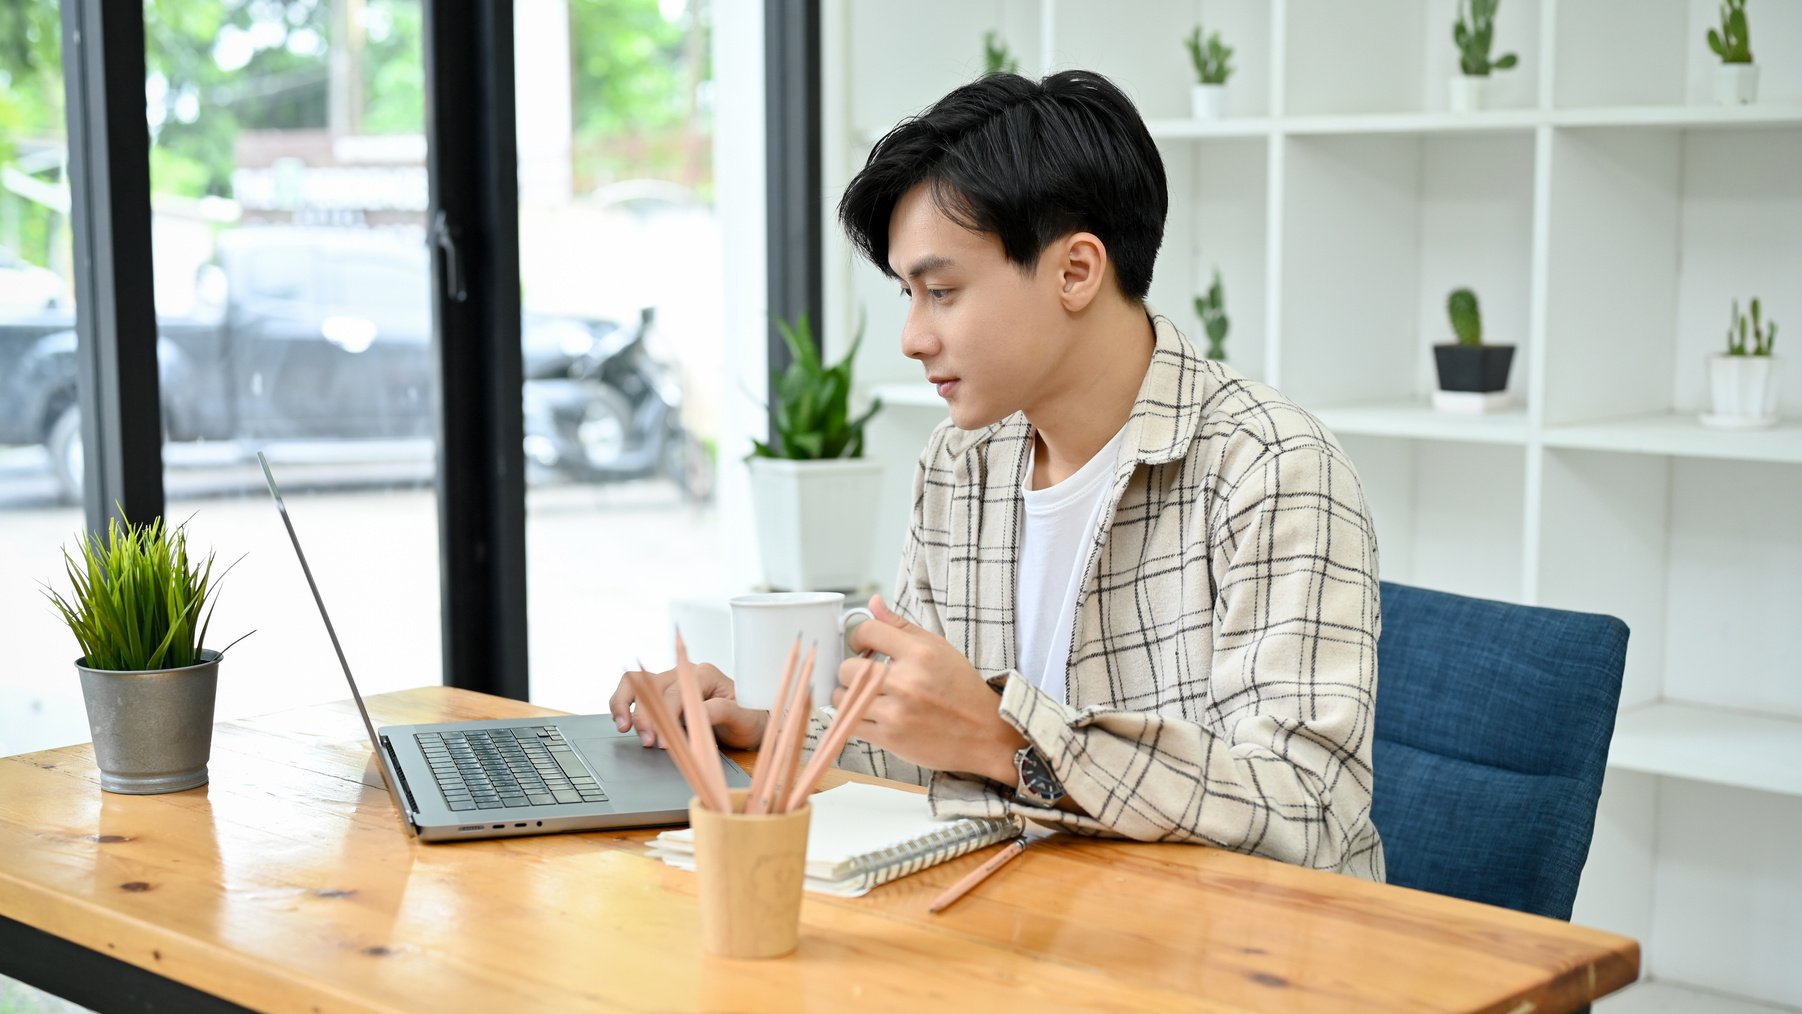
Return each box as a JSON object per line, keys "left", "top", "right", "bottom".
{"left": 837, "top": 70, "right": 1167, "bottom": 302}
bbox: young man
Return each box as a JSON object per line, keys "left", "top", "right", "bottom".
{"left": 613, "top": 70, "right": 1384, "bottom": 880}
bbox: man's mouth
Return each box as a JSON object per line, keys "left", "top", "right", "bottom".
{"left": 929, "top": 376, "right": 959, "bottom": 398}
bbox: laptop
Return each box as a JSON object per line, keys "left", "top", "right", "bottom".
{"left": 258, "top": 452, "right": 749, "bottom": 842}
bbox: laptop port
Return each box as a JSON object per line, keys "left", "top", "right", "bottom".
{"left": 492, "top": 824, "right": 505, "bottom": 829}
{"left": 514, "top": 823, "right": 527, "bottom": 828}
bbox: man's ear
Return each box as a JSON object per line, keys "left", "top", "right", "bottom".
{"left": 1051, "top": 232, "right": 1108, "bottom": 312}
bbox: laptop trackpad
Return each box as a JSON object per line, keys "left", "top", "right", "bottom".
{"left": 572, "top": 735, "right": 704, "bottom": 811}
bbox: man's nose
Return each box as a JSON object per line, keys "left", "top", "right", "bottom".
{"left": 899, "top": 307, "right": 936, "bottom": 361}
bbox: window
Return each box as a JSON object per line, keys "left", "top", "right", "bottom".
{"left": 0, "top": 0, "right": 89, "bottom": 757}
{"left": 517, "top": 0, "right": 726, "bottom": 706}
{"left": 146, "top": 0, "right": 445, "bottom": 718}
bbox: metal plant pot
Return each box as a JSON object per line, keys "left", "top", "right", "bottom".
{"left": 76, "top": 650, "right": 221, "bottom": 794}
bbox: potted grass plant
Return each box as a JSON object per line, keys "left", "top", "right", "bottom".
{"left": 45, "top": 516, "right": 246, "bottom": 794}
{"left": 1433, "top": 288, "right": 1515, "bottom": 413}
{"left": 748, "top": 314, "right": 884, "bottom": 592}
{"left": 982, "top": 31, "right": 1019, "bottom": 76}
{"left": 1707, "top": 0, "right": 1759, "bottom": 105}
{"left": 1194, "top": 269, "right": 1229, "bottom": 361}
{"left": 1703, "top": 297, "right": 1780, "bottom": 428}
{"left": 1184, "top": 25, "right": 1235, "bottom": 119}
{"left": 1449, "top": 0, "right": 1519, "bottom": 113}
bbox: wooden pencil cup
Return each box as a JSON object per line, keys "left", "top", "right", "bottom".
{"left": 690, "top": 789, "right": 812, "bottom": 959}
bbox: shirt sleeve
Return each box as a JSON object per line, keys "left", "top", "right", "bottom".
{"left": 928, "top": 441, "right": 1383, "bottom": 877}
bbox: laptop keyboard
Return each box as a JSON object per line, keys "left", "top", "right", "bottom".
{"left": 417, "top": 726, "right": 609, "bottom": 811}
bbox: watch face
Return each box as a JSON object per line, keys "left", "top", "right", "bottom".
{"left": 1015, "top": 745, "right": 1064, "bottom": 805}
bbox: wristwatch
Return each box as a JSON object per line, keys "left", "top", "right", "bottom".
{"left": 1012, "top": 743, "right": 1067, "bottom": 807}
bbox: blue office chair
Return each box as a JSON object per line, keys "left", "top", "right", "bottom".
{"left": 1371, "top": 581, "right": 1629, "bottom": 920}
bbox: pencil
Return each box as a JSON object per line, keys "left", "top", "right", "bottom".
{"left": 627, "top": 670, "right": 723, "bottom": 811}
{"left": 673, "top": 630, "right": 730, "bottom": 810}
{"left": 781, "top": 657, "right": 887, "bottom": 815}
{"left": 744, "top": 635, "right": 802, "bottom": 814}
{"left": 927, "top": 835, "right": 1029, "bottom": 914}
{"left": 757, "top": 644, "right": 816, "bottom": 813}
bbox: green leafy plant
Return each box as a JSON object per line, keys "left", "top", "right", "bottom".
{"left": 1448, "top": 288, "right": 1483, "bottom": 346}
{"left": 983, "top": 31, "right": 1019, "bottom": 76}
{"left": 1184, "top": 26, "right": 1235, "bottom": 86}
{"left": 1453, "top": 0, "right": 1518, "bottom": 77}
{"left": 752, "top": 313, "right": 882, "bottom": 460}
{"left": 1725, "top": 297, "right": 1778, "bottom": 356}
{"left": 1708, "top": 0, "right": 1754, "bottom": 64}
{"left": 45, "top": 516, "right": 246, "bottom": 672}
{"left": 1194, "top": 270, "right": 1230, "bottom": 360}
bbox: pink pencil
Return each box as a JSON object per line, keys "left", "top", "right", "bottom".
{"left": 756, "top": 644, "right": 816, "bottom": 814}
{"left": 743, "top": 635, "right": 802, "bottom": 815}
{"left": 674, "top": 630, "right": 730, "bottom": 811}
{"left": 783, "top": 658, "right": 888, "bottom": 814}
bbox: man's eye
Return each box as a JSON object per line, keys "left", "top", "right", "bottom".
{"left": 927, "top": 288, "right": 950, "bottom": 301}
{"left": 898, "top": 286, "right": 911, "bottom": 299}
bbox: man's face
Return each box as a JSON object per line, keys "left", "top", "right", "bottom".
{"left": 885, "top": 183, "right": 1071, "bottom": 430}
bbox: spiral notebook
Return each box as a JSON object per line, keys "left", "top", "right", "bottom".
{"left": 645, "top": 781, "right": 1022, "bottom": 897}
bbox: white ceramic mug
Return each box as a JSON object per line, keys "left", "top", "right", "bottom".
{"left": 729, "top": 592, "right": 873, "bottom": 711}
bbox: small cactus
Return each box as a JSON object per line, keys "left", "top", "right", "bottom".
{"left": 1448, "top": 288, "right": 1483, "bottom": 346}
{"left": 1707, "top": 0, "right": 1754, "bottom": 65}
{"left": 983, "top": 31, "right": 1018, "bottom": 76}
{"left": 1194, "top": 270, "right": 1230, "bottom": 360}
{"left": 1727, "top": 296, "right": 1778, "bottom": 356}
{"left": 1453, "top": 0, "right": 1519, "bottom": 77}
{"left": 1184, "top": 26, "right": 1235, "bottom": 86}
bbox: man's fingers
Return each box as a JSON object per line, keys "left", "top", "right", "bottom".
{"left": 608, "top": 672, "right": 639, "bottom": 731}
{"left": 869, "top": 594, "right": 914, "bottom": 630}
{"left": 848, "top": 614, "right": 916, "bottom": 659}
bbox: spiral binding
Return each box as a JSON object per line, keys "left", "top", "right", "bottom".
{"left": 834, "top": 817, "right": 1018, "bottom": 892}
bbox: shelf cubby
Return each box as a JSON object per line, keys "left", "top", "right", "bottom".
{"left": 1286, "top": 0, "right": 1543, "bottom": 116}
{"left": 1338, "top": 435, "right": 1527, "bottom": 603}
{"left": 1280, "top": 131, "right": 1536, "bottom": 412}
{"left": 1553, "top": 0, "right": 1802, "bottom": 110}
{"left": 1155, "top": 136, "right": 1269, "bottom": 380}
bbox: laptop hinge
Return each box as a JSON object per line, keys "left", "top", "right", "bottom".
{"left": 381, "top": 736, "right": 422, "bottom": 816}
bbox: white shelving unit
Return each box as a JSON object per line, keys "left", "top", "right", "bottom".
{"left": 825, "top": 1, "right": 1802, "bottom": 1008}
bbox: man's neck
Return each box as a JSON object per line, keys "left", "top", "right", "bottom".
{"left": 1025, "top": 303, "right": 1156, "bottom": 490}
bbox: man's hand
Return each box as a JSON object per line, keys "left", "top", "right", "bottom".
{"left": 835, "top": 595, "right": 1026, "bottom": 783}
{"left": 608, "top": 661, "right": 768, "bottom": 751}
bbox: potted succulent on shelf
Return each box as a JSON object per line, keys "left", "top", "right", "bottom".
{"left": 748, "top": 313, "right": 884, "bottom": 593}
{"left": 1183, "top": 25, "right": 1235, "bottom": 120}
{"left": 1707, "top": 0, "right": 1759, "bottom": 105}
{"left": 982, "top": 30, "right": 1019, "bottom": 76}
{"left": 1449, "top": 0, "right": 1518, "bottom": 113}
{"left": 45, "top": 516, "right": 247, "bottom": 794}
{"left": 1433, "top": 287, "right": 1515, "bottom": 413}
{"left": 1703, "top": 297, "right": 1780, "bottom": 429}
{"left": 1194, "top": 269, "right": 1229, "bottom": 361}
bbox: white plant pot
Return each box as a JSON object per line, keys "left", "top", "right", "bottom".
{"left": 1447, "top": 75, "right": 1487, "bottom": 113}
{"left": 1701, "top": 354, "right": 1780, "bottom": 429}
{"left": 1190, "top": 84, "right": 1226, "bottom": 120}
{"left": 1713, "top": 63, "right": 1760, "bottom": 106}
{"left": 747, "top": 457, "right": 885, "bottom": 592}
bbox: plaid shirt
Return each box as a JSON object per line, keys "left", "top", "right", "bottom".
{"left": 822, "top": 314, "right": 1385, "bottom": 880}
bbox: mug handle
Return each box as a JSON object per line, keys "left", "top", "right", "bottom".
{"left": 839, "top": 606, "right": 874, "bottom": 654}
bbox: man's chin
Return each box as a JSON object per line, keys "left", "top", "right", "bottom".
{"left": 947, "top": 401, "right": 1011, "bottom": 432}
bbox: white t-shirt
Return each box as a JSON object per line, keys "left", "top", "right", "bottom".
{"left": 1015, "top": 425, "right": 1129, "bottom": 704}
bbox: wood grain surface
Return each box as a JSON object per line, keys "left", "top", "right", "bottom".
{"left": 0, "top": 687, "right": 1639, "bottom": 1012}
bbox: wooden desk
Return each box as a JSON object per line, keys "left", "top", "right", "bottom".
{"left": 0, "top": 687, "right": 1639, "bottom": 1012}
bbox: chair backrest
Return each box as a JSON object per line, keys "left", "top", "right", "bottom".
{"left": 1372, "top": 581, "right": 1629, "bottom": 920}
